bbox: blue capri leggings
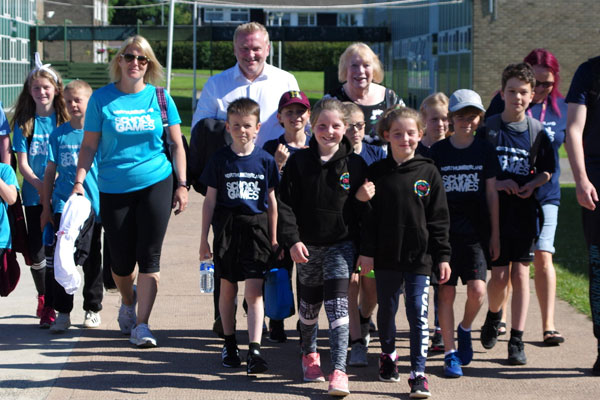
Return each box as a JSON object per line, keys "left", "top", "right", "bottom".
{"left": 100, "top": 175, "right": 173, "bottom": 276}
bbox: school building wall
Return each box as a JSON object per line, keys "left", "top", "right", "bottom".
{"left": 473, "top": 0, "right": 600, "bottom": 108}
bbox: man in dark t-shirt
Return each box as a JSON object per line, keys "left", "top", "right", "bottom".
{"left": 565, "top": 56, "right": 600, "bottom": 376}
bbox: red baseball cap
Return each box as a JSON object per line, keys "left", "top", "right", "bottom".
{"left": 278, "top": 90, "right": 310, "bottom": 112}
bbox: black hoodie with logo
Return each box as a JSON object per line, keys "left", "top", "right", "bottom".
{"left": 360, "top": 155, "right": 451, "bottom": 276}
{"left": 277, "top": 135, "right": 368, "bottom": 248}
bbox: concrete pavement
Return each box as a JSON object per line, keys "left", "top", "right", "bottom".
{"left": 1, "top": 190, "right": 599, "bottom": 400}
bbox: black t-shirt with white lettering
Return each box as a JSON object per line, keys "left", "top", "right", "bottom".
{"left": 200, "top": 145, "right": 279, "bottom": 214}
{"left": 430, "top": 136, "right": 499, "bottom": 236}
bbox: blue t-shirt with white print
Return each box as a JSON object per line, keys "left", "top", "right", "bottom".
{"left": 0, "top": 163, "right": 19, "bottom": 249}
{"left": 12, "top": 113, "right": 56, "bottom": 206}
{"left": 201, "top": 146, "right": 279, "bottom": 215}
{"left": 48, "top": 122, "right": 100, "bottom": 219}
{"left": 84, "top": 83, "right": 181, "bottom": 193}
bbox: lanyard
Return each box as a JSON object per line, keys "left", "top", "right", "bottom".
{"left": 527, "top": 98, "right": 547, "bottom": 123}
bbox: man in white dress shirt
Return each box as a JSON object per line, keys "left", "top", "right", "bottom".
{"left": 191, "top": 22, "right": 300, "bottom": 146}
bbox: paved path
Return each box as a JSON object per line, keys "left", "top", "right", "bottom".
{"left": 1, "top": 191, "right": 598, "bottom": 400}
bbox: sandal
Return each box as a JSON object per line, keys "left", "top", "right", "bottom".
{"left": 543, "top": 330, "right": 565, "bottom": 345}
{"left": 498, "top": 322, "right": 507, "bottom": 336}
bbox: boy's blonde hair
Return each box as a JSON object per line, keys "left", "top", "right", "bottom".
{"left": 227, "top": 97, "right": 261, "bottom": 124}
{"left": 10, "top": 67, "right": 69, "bottom": 138}
{"left": 65, "top": 79, "right": 93, "bottom": 97}
{"left": 337, "top": 43, "right": 384, "bottom": 84}
{"left": 419, "top": 92, "right": 449, "bottom": 118}
{"left": 343, "top": 101, "right": 363, "bottom": 119}
{"left": 376, "top": 106, "right": 423, "bottom": 139}
{"left": 109, "top": 35, "right": 164, "bottom": 85}
{"left": 309, "top": 98, "right": 348, "bottom": 128}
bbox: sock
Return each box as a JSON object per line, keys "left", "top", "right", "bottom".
{"left": 30, "top": 267, "right": 46, "bottom": 295}
{"left": 510, "top": 329, "right": 524, "bottom": 340}
{"left": 249, "top": 342, "right": 261, "bottom": 353}
{"left": 224, "top": 334, "right": 237, "bottom": 348}
{"left": 383, "top": 350, "right": 397, "bottom": 361}
{"left": 487, "top": 309, "right": 502, "bottom": 322}
{"left": 444, "top": 349, "right": 457, "bottom": 357}
{"left": 410, "top": 370, "right": 425, "bottom": 379}
{"left": 458, "top": 323, "right": 471, "bottom": 332}
{"left": 351, "top": 338, "right": 366, "bottom": 346}
{"left": 359, "top": 310, "right": 370, "bottom": 325}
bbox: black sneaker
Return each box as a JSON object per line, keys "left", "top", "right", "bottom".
{"left": 593, "top": 354, "right": 600, "bottom": 376}
{"left": 267, "top": 320, "right": 287, "bottom": 343}
{"left": 430, "top": 328, "right": 444, "bottom": 352}
{"left": 480, "top": 318, "right": 500, "bottom": 350}
{"left": 378, "top": 353, "right": 400, "bottom": 382}
{"left": 507, "top": 337, "right": 527, "bottom": 365}
{"left": 222, "top": 344, "right": 241, "bottom": 368}
{"left": 369, "top": 318, "right": 377, "bottom": 333}
{"left": 247, "top": 349, "right": 268, "bottom": 374}
{"left": 408, "top": 375, "right": 431, "bottom": 399}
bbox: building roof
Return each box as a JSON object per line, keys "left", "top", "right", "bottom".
{"left": 202, "top": 0, "right": 365, "bottom": 8}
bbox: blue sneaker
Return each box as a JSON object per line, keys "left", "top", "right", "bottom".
{"left": 444, "top": 352, "right": 463, "bottom": 378}
{"left": 456, "top": 324, "right": 473, "bottom": 366}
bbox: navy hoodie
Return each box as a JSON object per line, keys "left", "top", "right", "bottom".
{"left": 360, "top": 155, "right": 451, "bottom": 276}
{"left": 277, "top": 135, "right": 368, "bottom": 247}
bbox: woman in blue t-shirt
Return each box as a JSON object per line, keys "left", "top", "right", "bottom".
{"left": 73, "top": 35, "right": 188, "bottom": 348}
{"left": 486, "top": 49, "right": 567, "bottom": 344}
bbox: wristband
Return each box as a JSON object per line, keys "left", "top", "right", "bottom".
{"left": 178, "top": 180, "right": 190, "bottom": 190}
{"left": 74, "top": 181, "right": 83, "bottom": 186}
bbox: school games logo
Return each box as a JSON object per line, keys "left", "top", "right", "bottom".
{"left": 339, "top": 172, "right": 350, "bottom": 191}
{"left": 413, "top": 180, "right": 430, "bottom": 197}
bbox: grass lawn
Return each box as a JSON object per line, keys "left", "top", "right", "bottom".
{"left": 553, "top": 184, "right": 591, "bottom": 317}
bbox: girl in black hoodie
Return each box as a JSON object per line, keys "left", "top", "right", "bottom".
{"left": 278, "top": 98, "right": 368, "bottom": 396}
{"left": 357, "top": 107, "right": 451, "bottom": 399}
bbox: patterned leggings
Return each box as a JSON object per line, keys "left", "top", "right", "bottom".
{"left": 297, "top": 241, "right": 353, "bottom": 372}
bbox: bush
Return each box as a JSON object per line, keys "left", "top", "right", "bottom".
{"left": 151, "top": 41, "right": 351, "bottom": 71}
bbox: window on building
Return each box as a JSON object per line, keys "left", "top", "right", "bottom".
{"left": 338, "top": 13, "right": 359, "bottom": 27}
{"left": 205, "top": 8, "right": 224, "bottom": 23}
{"left": 230, "top": 8, "right": 249, "bottom": 23}
{"left": 297, "top": 13, "right": 316, "bottom": 26}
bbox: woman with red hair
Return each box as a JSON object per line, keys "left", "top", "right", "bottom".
{"left": 485, "top": 49, "right": 567, "bottom": 345}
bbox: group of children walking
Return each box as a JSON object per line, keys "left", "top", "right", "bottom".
{"left": 1, "top": 57, "right": 104, "bottom": 333}
{"left": 199, "top": 61, "right": 558, "bottom": 399}
{"left": 0, "top": 53, "right": 562, "bottom": 399}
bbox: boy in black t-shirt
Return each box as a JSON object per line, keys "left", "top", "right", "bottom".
{"left": 200, "top": 98, "right": 280, "bottom": 375}
{"left": 430, "top": 89, "right": 500, "bottom": 378}
{"left": 479, "top": 63, "right": 555, "bottom": 366}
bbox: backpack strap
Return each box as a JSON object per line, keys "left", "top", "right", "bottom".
{"left": 525, "top": 115, "right": 544, "bottom": 173}
{"left": 155, "top": 87, "right": 168, "bottom": 126}
{"left": 481, "top": 113, "right": 503, "bottom": 148}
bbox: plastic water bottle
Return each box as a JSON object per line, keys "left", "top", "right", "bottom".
{"left": 199, "top": 260, "right": 214, "bottom": 293}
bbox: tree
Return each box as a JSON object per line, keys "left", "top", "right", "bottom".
{"left": 109, "top": 0, "right": 192, "bottom": 26}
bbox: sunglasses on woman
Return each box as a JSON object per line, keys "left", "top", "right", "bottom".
{"left": 535, "top": 81, "right": 554, "bottom": 89}
{"left": 121, "top": 53, "right": 150, "bottom": 66}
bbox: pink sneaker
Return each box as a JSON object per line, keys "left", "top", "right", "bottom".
{"left": 36, "top": 295, "right": 45, "bottom": 318}
{"left": 328, "top": 369, "right": 350, "bottom": 397}
{"left": 39, "top": 306, "right": 56, "bottom": 329}
{"left": 302, "top": 352, "right": 325, "bottom": 382}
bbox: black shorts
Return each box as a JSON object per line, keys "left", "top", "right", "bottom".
{"left": 490, "top": 235, "right": 535, "bottom": 267}
{"left": 445, "top": 235, "right": 488, "bottom": 286}
{"left": 212, "top": 209, "right": 272, "bottom": 283}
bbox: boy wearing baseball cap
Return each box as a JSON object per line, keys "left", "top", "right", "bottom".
{"left": 429, "top": 89, "right": 500, "bottom": 377}
{"left": 263, "top": 90, "right": 311, "bottom": 173}
{"left": 261, "top": 90, "right": 310, "bottom": 343}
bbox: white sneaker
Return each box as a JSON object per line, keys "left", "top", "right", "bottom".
{"left": 117, "top": 289, "right": 137, "bottom": 335}
{"left": 50, "top": 313, "right": 71, "bottom": 333}
{"left": 130, "top": 323, "right": 157, "bottom": 348}
{"left": 83, "top": 311, "right": 101, "bottom": 328}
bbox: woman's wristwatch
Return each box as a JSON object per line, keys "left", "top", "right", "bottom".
{"left": 178, "top": 180, "right": 190, "bottom": 190}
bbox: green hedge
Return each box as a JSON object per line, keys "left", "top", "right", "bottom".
{"left": 151, "top": 41, "right": 351, "bottom": 71}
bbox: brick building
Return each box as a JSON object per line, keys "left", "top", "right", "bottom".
{"left": 366, "top": 0, "right": 600, "bottom": 108}
{"left": 42, "top": 0, "right": 109, "bottom": 63}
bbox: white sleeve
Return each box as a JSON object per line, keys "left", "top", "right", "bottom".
{"left": 191, "top": 77, "right": 220, "bottom": 129}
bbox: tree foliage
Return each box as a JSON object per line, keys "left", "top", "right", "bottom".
{"left": 109, "top": 0, "right": 192, "bottom": 26}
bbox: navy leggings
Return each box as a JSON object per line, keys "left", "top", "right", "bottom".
{"left": 376, "top": 270, "right": 430, "bottom": 373}
{"left": 100, "top": 175, "right": 172, "bottom": 276}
